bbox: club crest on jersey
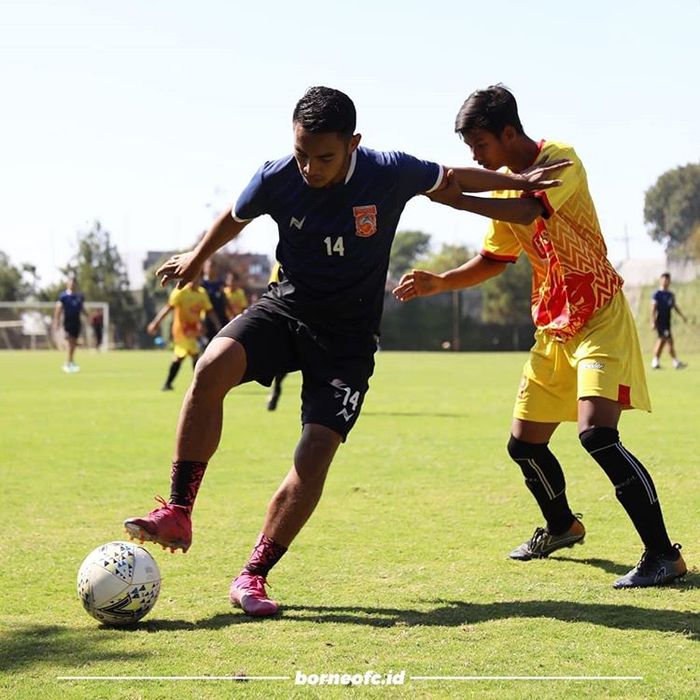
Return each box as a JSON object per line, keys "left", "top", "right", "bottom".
{"left": 353, "top": 205, "right": 377, "bottom": 237}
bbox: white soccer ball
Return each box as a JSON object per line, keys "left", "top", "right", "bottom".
{"left": 77, "top": 541, "right": 161, "bottom": 625}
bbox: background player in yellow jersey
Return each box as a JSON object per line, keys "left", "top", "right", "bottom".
{"left": 394, "top": 85, "right": 686, "bottom": 589}
{"left": 148, "top": 278, "right": 221, "bottom": 391}
{"left": 223, "top": 270, "right": 249, "bottom": 320}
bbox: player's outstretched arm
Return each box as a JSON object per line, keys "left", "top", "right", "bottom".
{"left": 156, "top": 208, "right": 250, "bottom": 288}
{"left": 147, "top": 305, "right": 172, "bottom": 336}
{"left": 428, "top": 170, "right": 545, "bottom": 224}
{"left": 450, "top": 159, "right": 572, "bottom": 193}
{"left": 393, "top": 255, "right": 506, "bottom": 302}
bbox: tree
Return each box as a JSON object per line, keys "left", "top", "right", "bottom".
{"left": 644, "top": 162, "right": 700, "bottom": 255}
{"left": 62, "top": 221, "right": 140, "bottom": 347}
{"left": 422, "top": 243, "right": 474, "bottom": 351}
{"left": 389, "top": 230, "right": 432, "bottom": 280}
{"left": 481, "top": 254, "right": 533, "bottom": 324}
{"left": 0, "top": 252, "right": 40, "bottom": 301}
{"left": 0, "top": 252, "right": 25, "bottom": 301}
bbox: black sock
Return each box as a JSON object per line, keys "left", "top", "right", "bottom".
{"left": 580, "top": 427, "right": 673, "bottom": 555}
{"left": 507, "top": 436, "right": 575, "bottom": 535}
{"left": 165, "top": 360, "right": 182, "bottom": 387}
{"left": 169, "top": 460, "right": 208, "bottom": 511}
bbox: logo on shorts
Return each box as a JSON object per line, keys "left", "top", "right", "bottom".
{"left": 580, "top": 360, "right": 605, "bottom": 370}
{"left": 353, "top": 205, "right": 377, "bottom": 237}
{"left": 331, "top": 378, "right": 361, "bottom": 422}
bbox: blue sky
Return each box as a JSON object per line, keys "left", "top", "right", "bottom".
{"left": 1, "top": 0, "right": 698, "bottom": 286}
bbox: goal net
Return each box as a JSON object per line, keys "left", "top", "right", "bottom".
{"left": 0, "top": 301, "right": 110, "bottom": 351}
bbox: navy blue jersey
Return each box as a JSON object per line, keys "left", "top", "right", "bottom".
{"left": 652, "top": 289, "right": 675, "bottom": 327}
{"left": 201, "top": 278, "right": 228, "bottom": 324}
{"left": 233, "top": 147, "right": 443, "bottom": 335}
{"left": 58, "top": 290, "right": 84, "bottom": 325}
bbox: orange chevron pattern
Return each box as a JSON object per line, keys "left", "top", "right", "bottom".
{"left": 483, "top": 141, "right": 622, "bottom": 339}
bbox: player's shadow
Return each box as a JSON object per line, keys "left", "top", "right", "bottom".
{"left": 552, "top": 555, "right": 632, "bottom": 576}
{"left": 0, "top": 624, "right": 146, "bottom": 673}
{"left": 0, "top": 616, "right": 259, "bottom": 672}
{"left": 280, "top": 597, "right": 699, "bottom": 641}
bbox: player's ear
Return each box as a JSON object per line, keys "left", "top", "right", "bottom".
{"left": 501, "top": 125, "right": 517, "bottom": 144}
{"left": 349, "top": 133, "right": 361, "bottom": 152}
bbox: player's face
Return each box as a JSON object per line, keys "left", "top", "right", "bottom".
{"left": 293, "top": 124, "right": 360, "bottom": 188}
{"left": 462, "top": 128, "right": 509, "bottom": 170}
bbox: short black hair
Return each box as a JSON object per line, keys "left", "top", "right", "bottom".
{"left": 292, "top": 86, "right": 356, "bottom": 139}
{"left": 454, "top": 84, "right": 524, "bottom": 138}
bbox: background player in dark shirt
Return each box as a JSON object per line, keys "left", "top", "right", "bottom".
{"left": 200, "top": 258, "right": 228, "bottom": 344}
{"left": 124, "top": 86, "right": 568, "bottom": 616}
{"left": 651, "top": 272, "right": 687, "bottom": 369}
{"left": 53, "top": 276, "right": 88, "bottom": 373}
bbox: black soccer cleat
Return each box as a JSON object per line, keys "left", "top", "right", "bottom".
{"left": 509, "top": 516, "right": 586, "bottom": 560}
{"left": 613, "top": 544, "right": 687, "bottom": 589}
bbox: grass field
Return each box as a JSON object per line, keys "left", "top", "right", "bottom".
{"left": 1, "top": 349, "right": 698, "bottom": 699}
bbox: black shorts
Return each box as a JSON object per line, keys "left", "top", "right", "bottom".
{"left": 64, "top": 321, "right": 81, "bottom": 340}
{"left": 217, "top": 298, "right": 377, "bottom": 440}
{"left": 656, "top": 325, "right": 672, "bottom": 339}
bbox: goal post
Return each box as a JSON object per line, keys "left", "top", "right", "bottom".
{"left": 0, "top": 301, "right": 110, "bottom": 351}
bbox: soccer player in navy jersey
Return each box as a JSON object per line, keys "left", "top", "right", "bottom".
{"left": 53, "top": 276, "right": 89, "bottom": 372}
{"left": 200, "top": 258, "right": 228, "bottom": 344}
{"left": 124, "top": 86, "right": 568, "bottom": 616}
{"left": 651, "top": 272, "right": 687, "bottom": 370}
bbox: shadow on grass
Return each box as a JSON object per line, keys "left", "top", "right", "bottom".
{"left": 0, "top": 624, "right": 146, "bottom": 673}
{"left": 280, "top": 597, "right": 699, "bottom": 640}
{"left": 552, "top": 555, "right": 632, "bottom": 576}
{"left": 0, "top": 614, "right": 274, "bottom": 672}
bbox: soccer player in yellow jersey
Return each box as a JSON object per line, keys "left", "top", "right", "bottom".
{"left": 148, "top": 279, "right": 220, "bottom": 391}
{"left": 394, "top": 85, "right": 686, "bottom": 589}
{"left": 223, "top": 270, "right": 249, "bottom": 320}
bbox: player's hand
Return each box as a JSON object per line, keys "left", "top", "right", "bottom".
{"left": 147, "top": 322, "right": 158, "bottom": 336}
{"left": 156, "top": 251, "right": 201, "bottom": 288}
{"left": 518, "top": 158, "right": 573, "bottom": 190}
{"left": 393, "top": 269, "right": 444, "bottom": 301}
{"left": 425, "top": 169, "right": 462, "bottom": 206}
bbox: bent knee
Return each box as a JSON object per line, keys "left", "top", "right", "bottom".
{"left": 507, "top": 435, "right": 541, "bottom": 461}
{"left": 192, "top": 338, "right": 246, "bottom": 394}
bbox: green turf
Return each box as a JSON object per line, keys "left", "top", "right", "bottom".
{"left": 1, "top": 350, "right": 698, "bottom": 699}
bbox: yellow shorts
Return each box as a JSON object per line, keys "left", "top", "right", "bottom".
{"left": 514, "top": 291, "right": 651, "bottom": 423}
{"left": 173, "top": 336, "right": 199, "bottom": 359}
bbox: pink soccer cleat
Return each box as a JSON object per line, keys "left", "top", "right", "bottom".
{"left": 229, "top": 571, "right": 279, "bottom": 616}
{"left": 124, "top": 496, "right": 192, "bottom": 553}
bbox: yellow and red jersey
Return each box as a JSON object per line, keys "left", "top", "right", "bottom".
{"left": 224, "top": 286, "right": 249, "bottom": 316}
{"left": 168, "top": 284, "right": 212, "bottom": 343}
{"left": 481, "top": 140, "right": 623, "bottom": 340}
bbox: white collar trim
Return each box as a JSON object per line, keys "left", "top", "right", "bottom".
{"left": 344, "top": 150, "right": 357, "bottom": 184}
